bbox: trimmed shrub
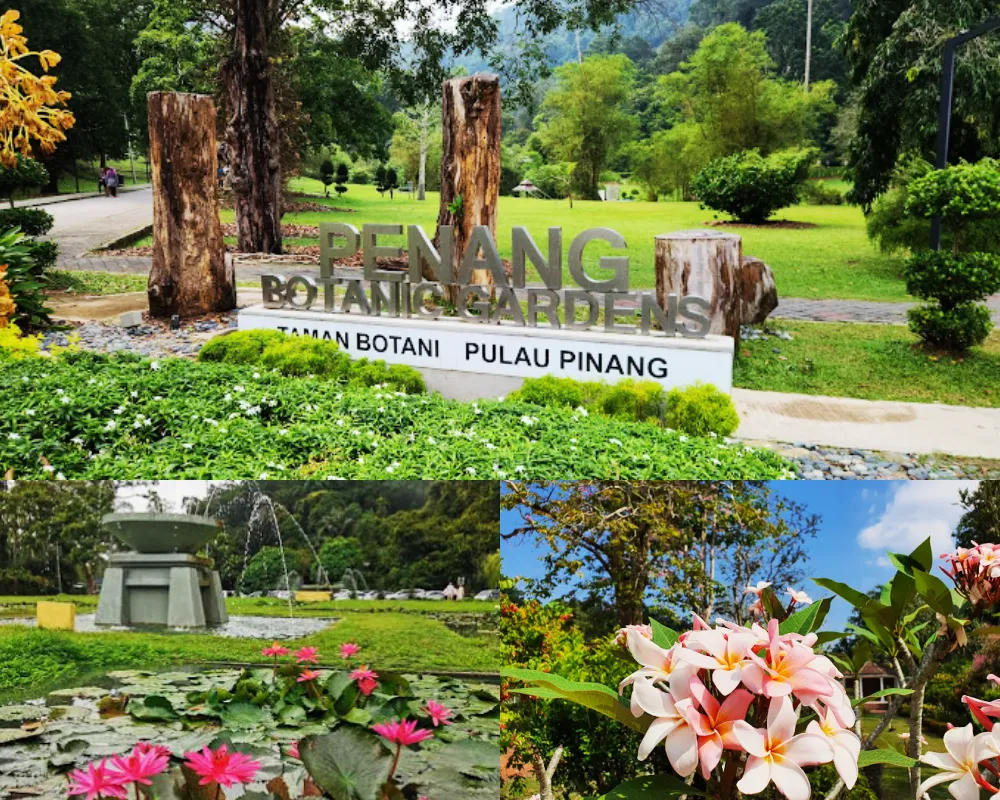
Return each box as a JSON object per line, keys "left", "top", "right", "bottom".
{"left": 903, "top": 251, "right": 1000, "bottom": 310}
{"left": 901, "top": 159, "right": 1000, "bottom": 350}
{"left": 595, "top": 379, "right": 666, "bottom": 424}
{"left": 665, "top": 382, "right": 740, "bottom": 437}
{"left": 0, "top": 207, "right": 53, "bottom": 237}
{"left": 26, "top": 240, "right": 57, "bottom": 272}
{"left": 198, "top": 329, "right": 288, "bottom": 365}
{"left": 198, "top": 330, "right": 425, "bottom": 393}
{"left": 508, "top": 375, "right": 591, "bottom": 409}
{"left": 907, "top": 303, "right": 993, "bottom": 352}
{"left": 691, "top": 147, "right": 815, "bottom": 223}
{"left": 802, "top": 180, "right": 845, "bottom": 206}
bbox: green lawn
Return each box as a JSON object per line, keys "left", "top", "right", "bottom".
{"left": 231, "top": 178, "right": 908, "bottom": 302}
{"left": 0, "top": 595, "right": 497, "bottom": 619}
{"left": 860, "top": 713, "right": 947, "bottom": 800}
{"left": 0, "top": 605, "right": 498, "bottom": 704}
{"left": 734, "top": 321, "right": 1000, "bottom": 407}
{"left": 48, "top": 270, "right": 150, "bottom": 295}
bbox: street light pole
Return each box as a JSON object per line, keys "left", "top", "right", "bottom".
{"left": 930, "top": 16, "right": 1000, "bottom": 251}
{"left": 804, "top": 0, "right": 813, "bottom": 91}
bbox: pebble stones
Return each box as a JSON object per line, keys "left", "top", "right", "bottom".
{"left": 776, "top": 442, "right": 998, "bottom": 480}
{"left": 42, "top": 313, "right": 238, "bottom": 359}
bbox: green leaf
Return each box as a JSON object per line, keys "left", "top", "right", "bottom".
{"left": 596, "top": 774, "right": 707, "bottom": 799}
{"left": 300, "top": 727, "right": 393, "bottom": 800}
{"left": 858, "top": 749, "right": 917, "bottom": 768}
{"left": 220, "top": 701, "right": 273, "bottom": 730}
{"left": 889, "top": 573, "right": 917, "bottom": 617}
{"left": 852, "top": 688, "right": 913, "bottom": 707}
{"left": 650, "top": 618, "right": 679, "bottom": 649}
{"left": 814, "top": 631, "right": 848, "bottom": 646}
{"left": 780, "top": 598, "right": 831, "bottom": 636}
{"left": 813, "top": 578, "right": 869, "bottom": 609}
{"left": 913, "top": 570, "right": 953, "bottom": 616}
{"left": 127, "top": 695, "right": 178, "bottom": 722}
{"left": 910, "top": 538, "right": 933, "bottom": 571}
{"left": 501, "top": 667, "right": 648, "bottom": 733}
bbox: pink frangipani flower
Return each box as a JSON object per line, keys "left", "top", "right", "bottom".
{"left": 680, "top": 675, "right": 754, "bottom": 779}
{"left": 740, "top": 620, "right": 835, "bottom": 705}
{"left": 733, "top": 697, "right": 834, "bottom": 800}
{"left": 744, "top": 581, "right": 772, "bottom": 596}
{"left": 372, "top": 719, "right": 434, "bottom": 747}
{"left": 785, "top": 587, "right": 813, "bottom": 605}
{"left": 182, "top": 744, "right": 261, "bottom": 788}
{"left": 806, "top": 710, "right": 862, "bottom": 789}
{"left": 66, "top": 760, "right": 128, "bottom": 800}
{"left": 630, "top": 677, "right": 699, "bottom": 777}
{"left": 918, "top": 724, "right": 1000, "bottom": 800}
{"left": 676, "top": 627, "right": 757, "bottom": 696}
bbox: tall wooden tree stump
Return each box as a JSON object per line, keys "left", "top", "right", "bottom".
{"left": 147, "top": 92, "right": 235, "bottom": 318}
{"left": 655, "top": 230, "right": 743, "bottom": 339}
{"left": 434, "top": 74, "right": 501, "bottom": 292}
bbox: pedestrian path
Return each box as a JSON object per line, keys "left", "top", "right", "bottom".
{"left": 734, "top": 388, "right": 1000, "bottom": 459}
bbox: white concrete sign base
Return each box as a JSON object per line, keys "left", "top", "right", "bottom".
{"left": 238, "top": 305, "right": 734, "bottom": 398}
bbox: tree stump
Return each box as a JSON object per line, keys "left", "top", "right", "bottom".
{"left": 434, "top": 74, "right": 502, "bottom": 292}
{"left": 655, "top": 230, "right": 743, "bottom": 338}
{"left": 739, "top": 255, "right": 779, "bottom": 324}
{"left": 147, "top": 92, "right": 235, "bottom": 318}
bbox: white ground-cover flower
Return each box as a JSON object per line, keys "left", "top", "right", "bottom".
{"left": 917, "top": 724, "right": 1000, "bottom": 800}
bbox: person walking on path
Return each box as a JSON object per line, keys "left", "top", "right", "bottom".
{"left": 104, "top": 166, "right": 119, "bottom": 198}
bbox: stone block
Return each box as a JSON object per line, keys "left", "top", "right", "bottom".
{"left": 120, "top": 310, "right": 143, "bottom": 328}
{"left": 36, "top": 601, "right": 76, "bottom": 631}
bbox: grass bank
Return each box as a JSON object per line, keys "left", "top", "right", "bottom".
{"left": 734, "top": 322, "right": 1000, "bottom": 407}
{"left": 0, "top": 610, "right": 498, "bottom": 704}
{"left": 262, "top": 178, "right": 907, "bottom": 302}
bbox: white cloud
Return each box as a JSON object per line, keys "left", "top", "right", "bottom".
{"left": 857, "top": 482, "right": 978, "bottom": 565}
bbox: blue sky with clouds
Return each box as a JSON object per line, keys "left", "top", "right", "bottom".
{"left": 501, "top": 481, "right": 979, "bottom": 632}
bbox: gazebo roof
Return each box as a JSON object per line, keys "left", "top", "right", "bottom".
{"left": 856, "top": 661, "right": 895, "bottom": 677}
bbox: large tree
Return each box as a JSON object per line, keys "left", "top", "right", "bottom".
{"left": 845, "top": 0, "right": 1000, "bottom": 208}
{"left": 955, "top": 481, "right": 1000, "bottom": 548}
{"left": 535, "top": 54, "right": 636, "bottom": 199}
{"left": 20, "top": 0, "right": 150, "bottom": 185}
{"left": 656, "top": 22, "right": 835, "bottom": 160}
{"left": 501, "top": 481, "right": 819, "bottom": 627}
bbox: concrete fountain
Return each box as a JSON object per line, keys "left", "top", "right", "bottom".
{"left": 95, "top": 512, "right": 229, "bottom": 628}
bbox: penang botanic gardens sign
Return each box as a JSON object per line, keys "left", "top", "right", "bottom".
{"left": 238, "top": 222, "right": 735, "bottom": 396}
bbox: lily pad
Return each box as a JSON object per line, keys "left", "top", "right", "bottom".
{"left": 127, "top": 695, "right": 179, "bottom": 722}
{"left": 221, "top": 702, "right": 275, "bottom": 730}
{"left": 0, "top": 706, "right": 47, "bottom": 728}
{"left": 300, "top": 727, "right": 393, "bottom": 800}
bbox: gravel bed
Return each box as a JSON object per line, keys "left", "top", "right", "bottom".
{"left": 772, "top": 442, "right": 1000, "bottom": 480}
{"left": 0, "top": 614, "right": 332, "bottom": 639}
{"left": 41, "top": 314, "right": 238, "bottom": 358}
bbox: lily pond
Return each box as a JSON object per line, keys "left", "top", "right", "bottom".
{"left": 0, "top": 665, "right": 500, "bottom": 799}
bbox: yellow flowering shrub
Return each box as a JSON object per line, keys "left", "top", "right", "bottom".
{"left": 0, "top": 320, "right": 40, "bottom": 355}
{"left": 0, "top": 9, "right": 74, "bottom": 166}
{"left": 0, "top": 264, "right": 13, "bottom": 325}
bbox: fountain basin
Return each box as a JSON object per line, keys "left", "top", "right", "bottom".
{"left": 102, "top": 512, "right": 219, "bottom": 554}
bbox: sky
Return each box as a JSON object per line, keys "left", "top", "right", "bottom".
{"left": 500, "top": 481, "right": 979, "bottom": 632}
{"left": 116, "top": 481, "right": 213, "bottom": 512}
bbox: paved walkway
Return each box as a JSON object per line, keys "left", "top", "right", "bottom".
{"left": 40, "top": 186, "right": 153, "bottom": 261}
{"left": 734, "top": 388, "right": 1000, "bottom": 459}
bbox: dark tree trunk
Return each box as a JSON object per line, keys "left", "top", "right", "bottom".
{"left": 433, "top": 74, "right": 501, "bottom": 292}
{"left": 223, "top": 0, "right": 282, "bottom": 255}
{"left": 147, "top": 92, "right": 235, "bottom": 318}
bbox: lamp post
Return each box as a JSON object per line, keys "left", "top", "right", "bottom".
{"left": 930, "top": 16, "right": 1000, "bottom": 251}
{"left": 804, "top": 0, "right": 813, "bottom": 91}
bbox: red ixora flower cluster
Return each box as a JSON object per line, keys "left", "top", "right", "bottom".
{"left": 66, "top": 742, "right": 262, "bottom": 799}
{"left": 941, "top": 544, "right": 1000, "bottom": 612}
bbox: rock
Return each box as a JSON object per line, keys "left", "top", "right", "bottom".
{"left": 851, "top": 463, "right": 868, "bottom": 475}
{"left": 739, "top": 255, "right": 778, "bottom": 325}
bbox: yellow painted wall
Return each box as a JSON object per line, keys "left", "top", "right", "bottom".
{"left": 37, "top": 601, "right": 76, "bottom": 630}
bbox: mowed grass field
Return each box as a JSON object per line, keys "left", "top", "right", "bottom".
{"left": 0, "top": 595, "right": 499, "bottom": 703}
{"left": 224, "top": 177, "right": 909, "bottom": 302}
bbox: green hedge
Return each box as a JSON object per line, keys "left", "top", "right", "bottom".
{"left": 0, "top": 351, "right": 791, "bottom": 479}
{"left": 508, "top": 376, "right": 739, "bottom": 437}
{"left": 198, "top": 330, "right": 426, "bottom": 394}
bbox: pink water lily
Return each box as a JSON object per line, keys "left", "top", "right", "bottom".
{"left": 733, "top": 697, "right": 834, "bottom": 800}
{"left": 677, "top": 627, "right": 757, "bottom": 696}
{"left": 918, "top": 724, "right": 1000, "bottom": 800}
{"left": 630, "top": 677, "right": 699, "bottom": 777}
{"left": 806, "top": 710, "right": 861, "bottom": 789}
{"left": 680, "top": 675, "right": 754, "bottom": 778}
{"left": 66, "top": 759, "right": 128, "bottom": 800}
{"left": 740, "top": 620, "right": 834, "bottom": 705}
